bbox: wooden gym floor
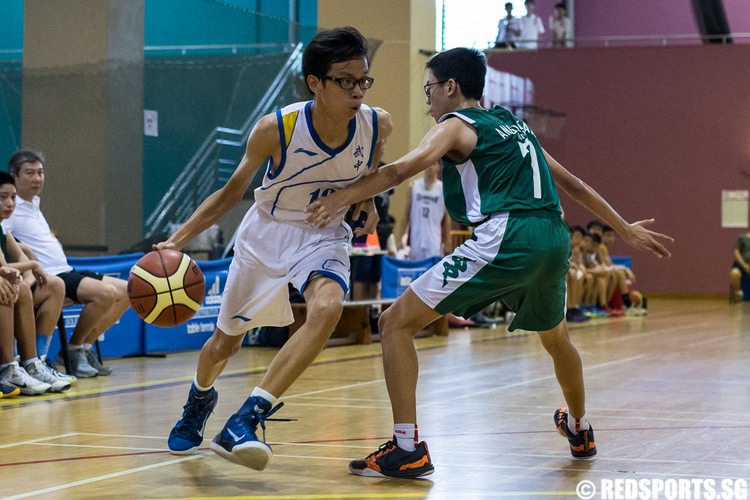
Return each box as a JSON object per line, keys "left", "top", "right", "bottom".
{"left": 1, "top": 297, "right": 749, "bottom": 499}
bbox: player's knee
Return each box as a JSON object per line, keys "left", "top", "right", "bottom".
{"left": 378, "top": 306, "right": 405, "bottom": 338}
{"left": 308, "top": 296, "right": 344, "bottom": 325}
{"left": 210, "top": 333, "right": 242, "bottom": 359}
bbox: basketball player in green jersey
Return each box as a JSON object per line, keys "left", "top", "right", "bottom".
{"left": 306, "top": 47, "right": 673, "bottom": 478}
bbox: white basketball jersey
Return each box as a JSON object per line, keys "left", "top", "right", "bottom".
{"left": 254, "top": 100, "right": 379, "bottom": 222}
{"left": 409, "top": 177, "right": 445, "bottom": 260}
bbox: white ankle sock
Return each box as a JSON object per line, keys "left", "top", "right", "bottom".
{"left": 251, "top": 386, "right": 278, "bottom": 407}
{"left": 67, "top": 344, "right": 82, "bottom": 351}
{"left": 393, "top": 423, "right": 418, "bottom": 452}
{"left": 567, "top": 412, "right": 590, "bottom": 435}
{"left": 193, "top": 375, "right": 213, "bottom": 393}
{"left": 22, "top": 357, "right": 39, "bottom": 368}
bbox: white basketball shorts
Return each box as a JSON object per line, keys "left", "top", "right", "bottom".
{"left": 217, "top": 206, "right": 351, "bottom": 336}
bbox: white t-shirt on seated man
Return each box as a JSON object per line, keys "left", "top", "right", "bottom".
{"left": 3, "top": 150, "right": 131, "bottom": 379}
{"left": 3, "top": 195, "right": 72, "bottom": 275}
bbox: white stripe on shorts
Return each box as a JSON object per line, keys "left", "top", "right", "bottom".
{"left": 410, "top": 212, "right": 509, "bottom": 310}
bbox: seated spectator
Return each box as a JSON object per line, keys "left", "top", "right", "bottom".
{"left": 600, "top": 225, "right": 646, "bottom": 316}
{"left": 587, "top": 219, "right": 604, "bottom": 238}
{"left": 730, "top": 231, "right": 750, "bottom": 302}
{"left": 0, "top": 266, "right": 22, "bottom": 398}
{"left": 4, "top": 151, "right": 130, "bottom": 378}
{"left": 565, "top": 225, "right": 589, "bottom": 322}
{"left": 0, "top": 172, "right": 71, "bottom": 393}
{"left": 582, "top": 232, "right": 620, "bottom": 317}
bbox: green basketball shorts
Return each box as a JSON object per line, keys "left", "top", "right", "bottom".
{"left": 410, "top": 210, "right": 571, "bottom": 332}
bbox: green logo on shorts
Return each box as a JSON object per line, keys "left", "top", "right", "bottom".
{"left": 442, "top": 256, "right": 475, "bottom": 287}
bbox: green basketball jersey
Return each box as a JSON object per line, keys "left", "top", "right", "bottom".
{"left": 440, "top": 106, "right": 561, "bottom": 226}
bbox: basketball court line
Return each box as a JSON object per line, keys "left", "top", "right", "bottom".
{"left": 0, "top": 433, "right": 78, "bottom": 449}
{"left": 4, "top": 429, "right": 746, "bottom": 500}
{"left": 587, "top": 322, "right": 713, "bottom": 344}
{"left": 12, "top": 440, "right": 735, "bottom": 500}
{"left": 1, "top": 454, "right": 203, "bottom": 500}
{"left": 419, "top": 353, "right": 647, "bottom": 406}
{"left": 30, "top": 442, "right": 166, "bottom": 452}
{"left": 7, "top": 427, "right": 749, "bottom": 468}
{"left": 0, "top": 336, "right": 447, "bottom": 410}
{"left": 0, "top": 327, "right": 541, "bottom": 412}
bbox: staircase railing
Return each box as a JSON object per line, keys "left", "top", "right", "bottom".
{"left": 144, "top": 42, "right": 304, "bottom": 238}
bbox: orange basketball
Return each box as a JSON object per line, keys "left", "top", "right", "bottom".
{"left": 128, "top": 249, "right": 205, "bottom": 327}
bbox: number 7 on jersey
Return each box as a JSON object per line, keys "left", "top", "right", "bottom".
{"left": 518, "top": 138, "right": 542, "bottom": 199}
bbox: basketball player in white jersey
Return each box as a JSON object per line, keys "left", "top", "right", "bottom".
{"left": 157, "top": 27, "right": 392, "bottom": 471}
{"left": 399, "top": 161, "right": 449, "bottom": 261}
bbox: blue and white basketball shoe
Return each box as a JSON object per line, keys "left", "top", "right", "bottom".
{"left": 168, "top": 385, "right": 218, "bottom": 454}
{"left": 210, "top": 396, "right": 284, "bottom": 470}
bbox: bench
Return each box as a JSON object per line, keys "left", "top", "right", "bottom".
{"left": 291, "top": 298, "right": 449, "bottom": 346}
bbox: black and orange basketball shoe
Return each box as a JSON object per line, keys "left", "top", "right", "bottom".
{"left": 349, "top": 438, "right": 434, "bottom": 478}
{"left": 554, "top": 407, "right": 597, "bottom": 458}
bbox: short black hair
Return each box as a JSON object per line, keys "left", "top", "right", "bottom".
{"left": 8, "top": 150, "right": 44, "bottom": 176}
{"left": 587, "top": 220, "right": 604, "bottom": 231}
{"left": 504, "top": 2, "right": 513, "bottom": 8}
{"left": 0, "top": 171, "right": 15, "bottom": 187}
{"left": 570, "top": 225, "right": 586, "bottom": 235}
{"left": 602, "top": 225, "right": 614, "bottom": 234}
{"left": 302, "top": 26, "right": 369, "bottom": 95}
{"left": 555, "top": 2, "right": 566, "bottom": 10}
{"left": 525, "top": 0, "right": 535, "bottom": 4}
{"left": 591, "top": 233, "right": 602, "bottom": 244}
{"left": 426, "top": 47, "right": 486, "bottom": 100}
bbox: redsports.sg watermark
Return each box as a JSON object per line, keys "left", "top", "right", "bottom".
{"left": 576, "top": 479, "right": 749, "bottom": 500}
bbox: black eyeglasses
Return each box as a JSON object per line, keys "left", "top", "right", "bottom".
{"left": 424, "top": 80, "right": 449, "bottom": 98}
{"left": 323, "top": 76, "right": 374, "bottom": 90}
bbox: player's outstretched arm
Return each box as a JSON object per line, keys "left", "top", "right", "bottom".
{"left": 545, "top": 150, "right": 674, "bottom": 258}
{"left": 155, "top": 114, "right": 278, "bottom": 252}
{"left": 306, "top": 119, "right": 462, "bottom": 228}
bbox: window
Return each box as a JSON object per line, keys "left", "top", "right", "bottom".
{"left": 437, "top": 0, "right": 528, "bottom": 50}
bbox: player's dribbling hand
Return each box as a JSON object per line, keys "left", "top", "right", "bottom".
{"left": 622, "top": 219, "right": 674, "bottom": 258}
{"left": 152, "top": 241, "right": 177, "bottom": 252}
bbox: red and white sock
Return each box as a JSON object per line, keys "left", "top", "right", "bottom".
{"left": 567, "top": 412, "right": 590, "bottom": 435}
{"left": 393, "top": 423, "right": 418, "bottom": 452}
